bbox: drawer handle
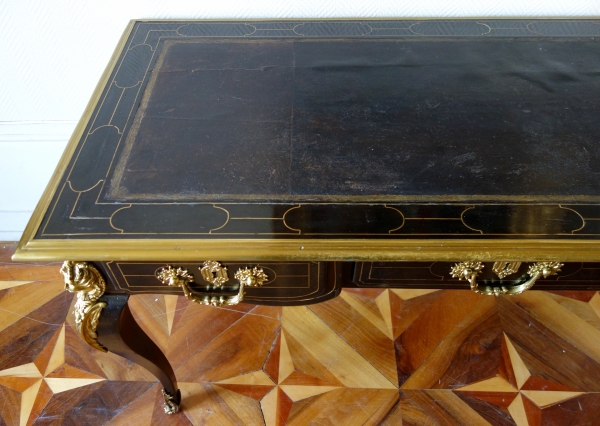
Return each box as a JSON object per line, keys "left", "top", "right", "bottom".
{"left": 450, "top": 261, "right": 563, "bottom": 296}
{"left": 156, "top": 262, "right": 268, "bottom": 306}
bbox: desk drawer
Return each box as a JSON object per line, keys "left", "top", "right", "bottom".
{"left": 351, "top": 262, "right": 600, "bottom": 291}
{"left": 99, "top": 261, "right": 341, "bottom": 306}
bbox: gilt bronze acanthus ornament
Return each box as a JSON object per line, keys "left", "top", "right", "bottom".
{"left": 234, "top": 266, "right": 269, "bottom": 288}
{"left": 156, "top": 261, "right": 269, "bottom": 306}
{"left": 450, "top": 261, "right": 563, "bottom": 296}
{"left": 60, "top": 261, "right": 107, "bottom": 352}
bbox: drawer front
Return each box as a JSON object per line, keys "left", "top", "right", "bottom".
{"left": 352, "top": 262, "right": 600, "bottom": 291}
{"left": 99, "top": 261, "right": 341, "bottom": 306}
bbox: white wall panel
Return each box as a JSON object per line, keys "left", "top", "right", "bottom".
{"left": 0, "top": 127, "right": 71, "bottom": 208}
{"left": 0, "top": 128, "right": 69, "bottom": 240}
{"left": 0, "top": 212, "right": 33, "bottom": 241}
{"left": 1, "top": 1, "right": 599, "bottom": 240}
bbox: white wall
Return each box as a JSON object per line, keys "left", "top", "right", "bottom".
{"left": 2, "top": 0, "right": 599, "bottom": 240}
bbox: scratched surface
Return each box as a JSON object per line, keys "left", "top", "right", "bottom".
{"left": 109, "top": 38, "right": 600, "bottom": 200}
{"left": 3, "top": 245, "right": 600, "bottom": 425}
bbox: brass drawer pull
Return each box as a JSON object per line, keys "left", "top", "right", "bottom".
{"left": 450, "top": 261, "right": 563, "bottom": 296}
{"left": 156, "top": 261, "right": 268, "bottom": 306}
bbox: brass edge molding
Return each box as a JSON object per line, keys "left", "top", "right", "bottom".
{"left": 14, "top": 21, "right": 137, "bottom": 258}
{"left": 60, "top": 261, "right": 108, "bottom": 352}
{"left": 13, "top": 238, "right": 600, "bottom": 262}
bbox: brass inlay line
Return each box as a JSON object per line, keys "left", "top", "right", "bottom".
{"left": 41, "top": 182, "right": 68, "bottom": 236}
{"left": 143, "top": 30, "right": 180, "bottom": 48}
{"left": 385, "top": 205, "right": 405, "bottom": 233}
{"left": 50, "top": 194, "right": 600, "bottom": 203}
{"left": 282, "top": 205, "right": 302, "bottom": 233}
{"left": 404, "top": 218, "right": 463, "bottom": 220}
{"left": 368, "top": 25, "right": 412, "bottom": 30}
{"left": 67, "top": 179, "right": 104, "bottom": 194}
{"left": 108, "top": 89, "right": 126, "bottom": 128}
{"left": 460, "top": 206, "right": 483, "bottom": 234}
{"left": 559, "top": 205, "right": 586, "bottom": 233}
{"left": 556, "top": 263, "right": 584, "bottom": 280}
{"left": 109, "top": 205, "right": 132, "bottom": 232}
{"left": 230, "top": 218, "right": 287, "bottom": 220}
{"left": 127, "top": 43, "right": 154, "bottom": 51}
{"left": 174, "top": 23, "right": 258, "bottom": 38}
{"left": 89, "top": 123, "right": 122, "bottom": 136}
{"left": 475, "top": 22, "right": 493, "bottom": 34}
{"left": 69, "top": 192, "right": 81, "bottom": 218}
{"left": 208, "top": 206, "right": 230, "bottom": 233}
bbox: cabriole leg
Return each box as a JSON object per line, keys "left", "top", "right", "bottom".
{"left": 97, "top": 294, "right": 181, "bottom": 414}
{"left": 60, "top": 261, "right": 180, "bottom": 414}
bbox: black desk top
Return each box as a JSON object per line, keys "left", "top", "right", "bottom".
{"left": 14, "top": 19, "right": 600, "bottom": 262}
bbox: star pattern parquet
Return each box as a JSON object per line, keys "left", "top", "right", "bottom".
{"left": 2, "top": 242, "right": 600, "bottom": 425}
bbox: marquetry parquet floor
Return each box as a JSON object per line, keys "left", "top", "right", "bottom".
{"left": 2, "top": 242, "right": 600, "bottom": 425}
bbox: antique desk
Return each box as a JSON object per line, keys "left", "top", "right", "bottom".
{"left": 13, "top": 19, "right": 600, "bottom": 414}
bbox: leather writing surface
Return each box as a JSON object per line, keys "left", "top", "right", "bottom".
{"left": 108, "top": 38, "right": 600, "bottom": 200}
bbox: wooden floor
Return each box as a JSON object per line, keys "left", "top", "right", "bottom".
{"left": 2, "top": 243, "right": 600, "bottom": 425}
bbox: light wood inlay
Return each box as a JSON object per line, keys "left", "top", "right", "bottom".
{"left": 455, "top": 376, "right": 517, "bottom": 393}
{"left": 278, "top": 330, "right": 294, "bottom": 384}
{"left": 521, "top": 390, "right": 585, "bottom": 408}
{"left": 508, "top": 394, "right": 529, "bottom": 426}
{"left": 0, "top": 281, "right": 32, "bottom": 291}
{"left": 278, "top": 385, "right": 340, "bottom": 402}
{"left": 164, "top": 295, "right": 178, "bottom": 336}
{"left": 217, "top": 370, "right": 275, "bottom": 386}
{"left": 504, "top": 332, "right": 532, "bottom": 389}
{"left": 282, "top": 306, "right": 396, "bottom": 389}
